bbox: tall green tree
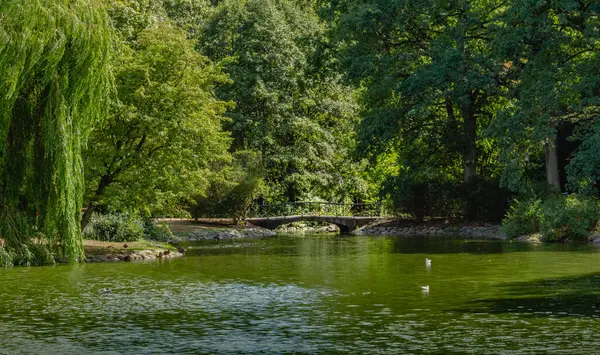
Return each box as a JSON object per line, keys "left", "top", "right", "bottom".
{"left": 0, "top": 0, "right": 113, "bottom": 263}
{"left": 200, "top": 0, "right": 364, "bottom": 203}
{"left": 337, "top": 0, "right": 513, "bottom": 220}
{"left": 82, "top": 23, "right": 231, "bottom": 229}
{"left": 343, "top": 0, "right": 508, "bottom": 185}
{"left": 493, "top": 0, "right": 600, "bottom": 193}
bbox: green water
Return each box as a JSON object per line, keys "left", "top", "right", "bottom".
{"left": 2, "top": 234, "right": 600, "bottom": 354}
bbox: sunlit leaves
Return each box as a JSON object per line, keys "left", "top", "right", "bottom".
{"left": 0, "top": 0, "right": 114, "bottom": 262}
{"left": 200, "top": 0, "right": 364, "bottom": 202}
{"left": 84, "top": 23, "right": 231, "bottom": 217}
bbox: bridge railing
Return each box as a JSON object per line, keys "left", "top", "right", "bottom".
{"left": 249, "top": 202, "right": 382, "bottom": 218}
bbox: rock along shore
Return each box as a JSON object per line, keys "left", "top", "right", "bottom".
{"left": 276, "top": 224, "right": 339, "bottom": 233}
{"left": 86, "top": 249, "right": 184, "bottom": 262}
{"left": 172, "top": 226, "right": 276, "bottom": 241}
{"left": 354, "top": 222, "right": 507, "bottom": 240}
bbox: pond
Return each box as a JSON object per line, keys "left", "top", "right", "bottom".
{"left": 1, "top": 234, "right": 600, "bottom": 354}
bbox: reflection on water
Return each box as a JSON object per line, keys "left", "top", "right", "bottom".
{"left": 1, "top": 234, "right": 600, "bottom": 354}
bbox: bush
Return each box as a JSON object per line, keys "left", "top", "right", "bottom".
{"left": 143, "top": 220, "right": 174, "bottom": 242}
{"left": 192, "top": 151, "right": 263, "bottom": 221}
{"left": 84, "top": 213, "right": 144, "bottom": 242}
{"left": 539, "top": 195, "right": 600, "bottom": 242}
{"left": 84, "top": 213, "right": 176, "bottom": 242}
{"left": 502, "top": 194, "right": 600, "bottom": 241}
{"left": 502, "top": 198, "right": 542, "bottom": 238}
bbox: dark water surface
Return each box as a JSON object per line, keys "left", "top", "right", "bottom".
{"left": 2, "top": 234, "right": 600, "bottom": 354}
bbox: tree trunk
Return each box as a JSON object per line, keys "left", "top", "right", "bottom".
{"left": 80, "top": 203, "right": 97, "bottom": 232}
{"left": 81, "top": 174, "right": 113, "bottom": 232}
{"left": 462, "top": 96, "right": 477, "bottom": 182}
{"left": 545, "top": 137, "right": 560, "bottom": 191}
{"left": 456, "top": 16, "right": 477, "bottom": 183}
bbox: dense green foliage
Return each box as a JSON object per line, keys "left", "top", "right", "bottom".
{"left": 492, "top": 0, "right": 600, "bottom": 193}
{"left": 83, "top": 21, "right": 231, "bottom": 226}
{"left": 502, "top": 198, "right": 543, "bottom": 238}
{"left": 84, "top": 213, "right": 174, "bottom": 242}
{"left": 142, "top": 220, "right": 175, "bottom": 242}
{"left": 198, "top": 0, "right": 366, "bottom": 203}
{"left": 337, "top": 0, "right": 513, "bottom": 219}
{"left": 191, "top": 151, "right": 264, "bottom": 220}
{"left": 337, "top": 0, "right": 600, "bottom": 225}
{"left": 0, "top": 0, "right": 113, "bottom": 263}
{"left": 2, "top": 0, "right": 600, "bottom": 263}
{"left": 86, "top": 0, "right": 368, "bottom": 223}
{"left": 539, "top": 195, "right": 600, "bottom": 241}
{"left": 344, "top": 0, "right": 504, "bottom": 180}
{"left": 503, "top": 195, "right": 600, "bottom": 241}
{"left": 84, "top": 213, "right": 145, "bottom": 242}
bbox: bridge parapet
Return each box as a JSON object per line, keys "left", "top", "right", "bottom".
{"left": 249, "top": 202, "right": 382, "bottom": 218}
{"left": 247, "top": 202, "right": 385, "bottom": 233}
{"left": 246, "top": 215, "right": 382, "bottom": 233}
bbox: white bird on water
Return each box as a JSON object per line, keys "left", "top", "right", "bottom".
{"left": 425, "top": 258, "right": 431, "bottom": 267}
{"left": 420, "top": 285, "right": 430, "bottom": 293}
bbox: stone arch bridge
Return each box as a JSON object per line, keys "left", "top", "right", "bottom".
{"left": 246, "top": 202, "right": 385, "bottom": 233}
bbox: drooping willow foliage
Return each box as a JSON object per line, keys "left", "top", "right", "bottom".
{"left": 0, "top": 0, "right": 113, "bottom": 263}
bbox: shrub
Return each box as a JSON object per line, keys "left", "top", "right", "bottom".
{"left": 192, "top": 151, "right": 263, "bottom": 221}
{"left": 502, "top": 194, "right": 600, "bottom": 241}
{"left": 502, "top": 198, "right": 542, "bottom": 238}
{"left": 539, "top": 195, "right": 600, "bottom": 242}
{"left": 84, "top": 213, "right": 144, "bottom": 242}
{"left": 84, "top": 214, "right": 176, "bottom": 242}
{"left": 143, "top": 220, "right": 174, "bottom": 242}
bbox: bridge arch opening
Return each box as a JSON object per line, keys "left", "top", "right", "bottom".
{"left": 246, "top": 215, "right": 378, "bottom": 233}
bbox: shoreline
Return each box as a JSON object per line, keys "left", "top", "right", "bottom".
{"left": 85, "top": 249, "right": 184, "bottom": 262}
{"left": 83, "top": 217, "right": 600, "bottom": 263}
{"left": 165, "top": 218, "right": 276, "bottom": 241}
{"left": 5, "top": 218, "right": 600, "bottom": 265}
{"left": 353, "top": 220, "right": 507, "bottom": 240}
{"left": 84, "top": 239, "right": 184, "bottom": 262}
{"left": 352, "top": 219, "right": 600, "bottom": 244}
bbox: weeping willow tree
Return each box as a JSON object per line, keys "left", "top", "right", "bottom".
{"left": 0, "top": 0, "right": 113, "bottom": 264}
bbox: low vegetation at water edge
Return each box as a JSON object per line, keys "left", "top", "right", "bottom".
{"left": 502, "top": 195, "right": 600, "bottom": 242}
{"left": 83, "top": 214, "right": 175, "bottom": 243}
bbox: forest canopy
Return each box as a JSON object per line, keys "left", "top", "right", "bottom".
{"left": 1, "top": 0, "right": 600, "bottom": 263}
